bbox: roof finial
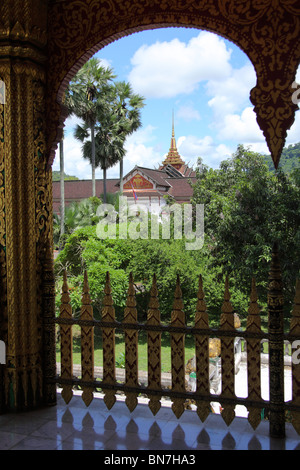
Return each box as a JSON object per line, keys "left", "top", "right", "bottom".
{"left": 162, "top": 109, "right": 184, "bottom": 169}
{"left": 172, "top": 109, "right": 175, "bottom": 138}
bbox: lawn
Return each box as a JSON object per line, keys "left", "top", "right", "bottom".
{"left": 56, "top": 326, "right": 196, "bottom": 373}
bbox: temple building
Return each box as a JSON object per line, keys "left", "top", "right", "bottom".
{"left": 53, "top": 120, "right": 197, "bottom": 214}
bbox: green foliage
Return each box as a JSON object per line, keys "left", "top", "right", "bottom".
{"left": 54, "top": 143, "right": 300, "bottom": 327}
{"left": 52, "top": 171, "right": 79, "bottom": 181}
{"left": 264, "top": 142, "right": 300, "bottom": 174}
{"left": 192, "top": 144, "right": 300, "bottom": 316}
{"left": 55, "top": 224, "right": 249, "bottom": 326}
{"left": 53, "top": 197, "right": 102, "bottom": 249}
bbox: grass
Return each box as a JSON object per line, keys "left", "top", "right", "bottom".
{"left": 56, "top": 326, "right": 196, "bottom": 373}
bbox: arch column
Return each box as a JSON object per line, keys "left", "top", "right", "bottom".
{"left": 0, "top": 0, "right": 54, "bottom": 410}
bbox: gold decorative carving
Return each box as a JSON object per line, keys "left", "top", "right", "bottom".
{"left": 102, "top": 271, "right": 117, "bottom": 410}
{"left": 59, "top": 272, "right": 73, "bottom": 405}
{"left": 194, "top": 275, "right": 210, "bottom": 423}
{"left": 0, "top": 1, "right": 47, "bottom": 47}
{"left": 147, "top": 274, "right": 162, "bottom": 416}
{"left": 267, "top": 243, "right": 285, "bottom": 438}
{"left": 124, "top": 273, "right": 138, "bottom": 412}
{"left": 47, "top": 0, "right": 300, "bottom": 168}
{"left": 80, "top": 271, "right": 94, "bottom": 407}
{"left": 246, "top": 278, "right": 262, "bottom": 430}
{"left": 0, "top": 0, "right": 50, "bottom": 411}
{"left": 220, "top": 277, "right": 236, "bottom": 426}
{"left": 170, "top": 275, "right": 185, "bottom": 419}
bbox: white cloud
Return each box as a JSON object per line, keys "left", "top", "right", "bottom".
{"left": 122, "top": 125, "right": 162, "bottom": 173}
{"left": 98, "top": 57, "right": 113, "bottom": 70}
{"left": 63, "top": 115, "right": 83, "bottom": 137}
{"left": 217, "top": 107, "right": 265, "bottom": 143}
{"left": 128, "top": 31, "right": 232, "bottom": 98}
{"left": 177, "top": 134, "right": 232, "bottom": 168}
{"left": 53, "top": 134, "right": 99, "bottom": 180}
{"left": 177, "top": 104, "right": 201, "bottom": 121}
{"left": 206, "top": 63, "right": 256, "bottom": 117}
{"left": 286, "top": 109, "right": 300, "bottom": 143}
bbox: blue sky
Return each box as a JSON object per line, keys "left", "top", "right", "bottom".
{"left": 53, "top": 27, "right": 300, "bottom": 180}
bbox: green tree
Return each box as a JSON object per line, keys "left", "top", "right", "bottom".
{"left": 192, "top": 145, "right": 300, "bottom": 316}
{"left": 112, "top": 81, "right": 145, "bottom": 192}
{"left": 75, "top": 111, "right": 125, "bottom": 203}
{"left": 66, "top": 58, "right": 115, "bottom": 197}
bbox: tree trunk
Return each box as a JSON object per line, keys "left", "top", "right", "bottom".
{"left": 120, "top": 157, "right": 124, "bottom": 194}
{"left": 91, "top": 122, "right": 96, "bottom": 197}
{"left": 103, "top": 166, "right": 107, "bottom": 204}
{"left": 59, "top": 139, "right": 65, "bottom": 246}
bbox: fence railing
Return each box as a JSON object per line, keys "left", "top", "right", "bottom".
{"left": 43, "top": 244, "right": 300, "bottom": 439}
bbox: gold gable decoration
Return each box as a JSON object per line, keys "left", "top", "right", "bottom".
{"left": 124, "top": 173, "right": 153, "bottom": 190}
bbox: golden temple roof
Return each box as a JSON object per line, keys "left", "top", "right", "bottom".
{"left": 162, "top": 113, "right": 185, "bottom": 168}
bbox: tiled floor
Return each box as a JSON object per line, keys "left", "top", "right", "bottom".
{"left": 0, "top": 391, "right": 299, "bottom": 451}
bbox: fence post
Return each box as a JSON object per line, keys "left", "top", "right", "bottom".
{"left": 42, "top": 240, "right": 57, "bottom": 407}
{"left": 268, "top": 242, "right": 285, "bottom": 438}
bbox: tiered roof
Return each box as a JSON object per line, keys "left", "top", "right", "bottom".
{"left": 53, "top": 114, "right": 197, "bottom": 212}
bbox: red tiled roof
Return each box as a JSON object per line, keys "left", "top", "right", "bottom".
{"left": 166, "top": 177, "right": 196, "bottom": 199}
{"left": 53, "top": 170, "right": 196, "bottom": 214}
{"left": 53, "top": 179, "right": 120, "bottom": 200}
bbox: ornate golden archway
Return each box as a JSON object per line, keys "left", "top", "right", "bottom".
{"left": 0, "top": 0, "right": 299, "bottom": 411}
{"left": 47, "top": 0, "right": 300, "bottom": 169}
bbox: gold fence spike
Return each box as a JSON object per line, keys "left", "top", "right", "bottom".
{"left": 195, "top": 275, "right": 210, "bottom": 422}
{"left": 124, "top": 272, "right": 137, "bottom": 315}
{"left": 102, "top": 271, "right": 116, "bottom": 410}
{"left": 171, "top": 274, "right": 186, "bottom": 419}
{"left": 102, "top": 271, "right": 115, "bottom": 318}
{"left": 59, "top": 271, "right": 73, "bottom": 405}
{"left": 80, "top": 270, "right": 94, "bottom": 407}
{"left": 220, "top": 277, "right": 234, "bottom": 329}
{"left": 220, "top": 277, "right": 235, "bottom": 426}
{"left": 61, "top": 270, "right": 71, "bottom": 305}
{"left": 81, "top": 270, "right": 92, "bottom": 306}
{"left": 124, "top": 272, "right": 138, "bottom": 412}
{"left": 195, "top": 275, "right": 209, "bottom": 329}
{"left": 147, "top": 273, "right": 162, "bottom": 416}
{"left": 267, "top": 243, "right": 285, "bottom": 438}
{"left": 246, "top": 278, "right": 261, "bottom": 332}
{"left": 246, "top": 278, "right": 262, "bottom": 430}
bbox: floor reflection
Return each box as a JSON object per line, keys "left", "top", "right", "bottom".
{"left": 0, "top": 393, "right": 299, "bottom": 450}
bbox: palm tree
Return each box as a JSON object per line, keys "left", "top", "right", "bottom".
{"left": 66, "top": 58, "right": 115, "bottom": 196}
{"left": 113, "top": 81, "right": 145, "bottom": 193}
{"left": 75, "top": 112, "right": 125, "bottom": 203}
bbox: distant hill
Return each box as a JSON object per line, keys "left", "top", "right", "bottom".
{"left": 52, "top": 171, "right": 79, "bottom": 181}
{"left": 264, "top": 142, "right": 300, "bottom": 173}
